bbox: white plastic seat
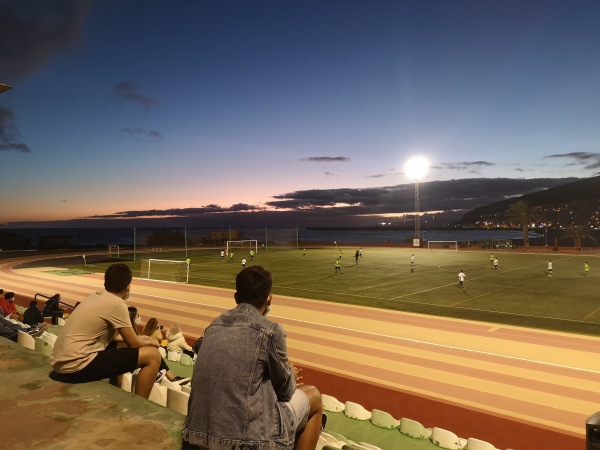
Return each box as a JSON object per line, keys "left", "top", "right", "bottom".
{"left": 148, "top": 383, "right": 168, "bottom": 407}
{"left": 57, "top": 317, "right": 66, "bottom": 326}
{"left": 321, "top": 394, "right": 345, "bottom": 412}
{"left": 466, "top": 437, "right": 499, "bottom": 450}
{"left": 180, "top": 353, "right": 194, "bottom": 366}
{"left": 120, "top": 372, "right": 134, "bottom": 392}
{"left": 158, "top": 347, "right": 166, "bottom": 358}
{"left": 35, "top": 337, "right": 54, "bottom": 357}
{"left": 167, "top": 350, "right": 181, "bottom": 362}
{"left": 181, "top": 384, "right": 192, "bottom": 394}
{"left": 319, "top": 432, "right": 345, "bottom": 448}
{"left": 41, "top": 331, "right": 58, "bottom": 346}
{"left": 370, "top": 408, "right": 399, "bottom": 429}
{"left": 399, "top": 417, "right": 432, "bottom": 439}
{"left": 344, "top": 401, "right": 371, "bottom": 420}
{"left": 358, "top": 443, "right": 382, "bottom": 450}
{"left": 431, "top": 427, "right": 467, "bottom": 449}
{"left": 166, "top": 388, "right": 190, "bottom": 415}
{"left": 17, "top": 330, "right": 36, "bottom": 350}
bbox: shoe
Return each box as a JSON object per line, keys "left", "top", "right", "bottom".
{"left": 171, "top": 376, "right": 191, "bottom": 385}
{"left": 320, "top": 413, "right": 328, "bottom": 433}
{"left": 155, "top": 369, "right": 167, "bottom": 384}
{"left": 27, "top": 327, "right": 44, "bottom": 338}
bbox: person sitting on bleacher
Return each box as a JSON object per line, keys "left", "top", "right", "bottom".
{"left": 43, "top": 293, "right": 66, "bottom": 325}
{"left": 23, "top": 300, "right": 48, "bottom": 334}
{"left": 0, "top": 291, "right": 24, "bottom": 321}
{"left": 49, "top": 264, "right": 162, "bottom": 399}
{"left": 182, "top": 266, "right": 324, "bottom": 450}
{"left": 142, "top": 318, "right": 164, "bottom": 345}
{"left": 166, "top": 323, "right": 195, "bottom": 359}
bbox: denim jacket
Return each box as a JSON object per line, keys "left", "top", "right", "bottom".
{"left": 182, "top": 303, "right": 297, "bottom": 450}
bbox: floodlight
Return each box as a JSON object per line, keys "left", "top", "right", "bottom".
{"left": 404, "top": 156, "right": 429, "bottom": 180}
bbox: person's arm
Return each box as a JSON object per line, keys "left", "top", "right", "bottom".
{"left": 268, "top": 324, "right": 296, "bottom": 402}
{"left": 119, "top": 327, "right": 160, "bottom": 349}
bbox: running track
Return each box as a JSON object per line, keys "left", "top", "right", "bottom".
{"left": 1, "top": 253, "right": 597, "bottom": 450}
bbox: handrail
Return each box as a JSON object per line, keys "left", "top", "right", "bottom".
{"left": 34, "top": 293, "right": 75, "bottom": 309}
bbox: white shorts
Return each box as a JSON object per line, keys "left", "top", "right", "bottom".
{"left": 285, "top": 388, "right": 310, "bottom": 433}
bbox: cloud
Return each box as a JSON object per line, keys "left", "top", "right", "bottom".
{"left": 0, "top": 105, "right": 30, "bottom": 153}
{"left": 0, "top": 1, "right": 93, "bottom": 81}
{"left": 89, "top": 203, "right": 263, "bottom": 219}
{"left": 266, "top": 178, "right": 577, "bottom": 216}
{"left": 114, "top": 81, "right": 157, "bottom": 111}
{"left": 324, "top": 171, "right": 339, "bottom": 178}
{"left": 367, "top": 174, "right": 385, "bottom": 178}
{"left": 433, "top": 161, "right": 496, "bottom": 171}
{"left": 301, "top": 156, "right": 351, "bottom": 163}
{"left": 120, "top": 127, "right": 163, "bottom": 141}
{"left": 544, "top": 152, "right": 600, "bottom": 170}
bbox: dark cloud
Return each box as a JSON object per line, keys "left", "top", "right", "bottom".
{"left": 89, "top": 203, "right": 262, "bottom": 220}
{"left": 367, "top": 174, "right": 385, "bottom": 178}
{"left": 120, "top": 127, "right": 163, "bottom": 141}
{"left": 0, "top": 1, "right": 93, "bottom": 81}
{"left": 433, "top": 161, "right": 495, "bottom": 171}
{"left": 266, "top": 178, "right": 577, "bottom": 216}
{"left": 302, "top": 156, "right": 351, "bottom": 163}
{"left": 114, "top": 81, "right": 157, "bottom": 111}
{"left": 0, "top": 105, "right": 30, "bottom": 153}
{"left": 324, "top": 171, "right": 339, "bottom": 178}
{"left": 545, "top": 152, "right": 600, "bottom": 170}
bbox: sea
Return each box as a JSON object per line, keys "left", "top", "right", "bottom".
{"left": 0, "top": 227, "right": 539, "bottom": 249}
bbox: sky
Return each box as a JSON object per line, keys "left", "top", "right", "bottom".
{"left": 1, "top": 0, "right": 599, "bottom": 228}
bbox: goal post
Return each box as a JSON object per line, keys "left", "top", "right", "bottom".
{"left": 107, "top": 245, "right": 120, "bottom": 258}
{"left": 427, "top": 241, "right": 458, "bottom": 250}
{"left": 140, "top": 259, "right": 189, "bottom": 283}
{"left": 226, "top": 240, "right": 258, "bottom": 254}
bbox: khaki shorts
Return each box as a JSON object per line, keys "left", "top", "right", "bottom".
{"left": 285, "top": 388, "right": 310, "bottom": 433}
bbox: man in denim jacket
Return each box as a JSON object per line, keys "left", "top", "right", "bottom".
{"left": 182, "top": 266, "right": 323, "bottom": 450}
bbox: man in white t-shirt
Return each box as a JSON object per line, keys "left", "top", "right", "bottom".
{"left": 50, "top": 264, "right": 161, "bottom": 398}
{"left": 547, "top": 260, "right": 553, "bottom": 277}
{"left": 458, "top": 270, "right": 466, "bottom": 289}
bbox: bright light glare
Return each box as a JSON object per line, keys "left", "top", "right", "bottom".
{"left": 404, "top": 156, "right": 429, "bottom": 180}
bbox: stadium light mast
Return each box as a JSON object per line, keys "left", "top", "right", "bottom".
{"left": 404, "top": 156, "right": 429, "bottom": 246}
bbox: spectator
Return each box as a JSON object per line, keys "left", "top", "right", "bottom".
{"left": 142, "top": 318, "right": 164, "bottom": 345}
{"left": 43, "top": 293, "right": 65, "bottom": 325}
{"left": 117, "top": 307, "right": 186, "bottom": 383}
{"left": 23, "top": 300, "right": 48, "bottom": 334}
{"left": 182, "top": 266, "right": 323, "bottom": 450}
{"left": 49, "top": 264, "right": 162, "bottom": 399}
{"left": 166, "top": 323, "right": 195, "bottom": 359}
{"left": 0, "top": 315, "right": 44, "bottom": 341}
{"left": 1, "top": 292, "right": 23, "bottom": 321}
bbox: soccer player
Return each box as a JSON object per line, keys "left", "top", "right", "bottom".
{"left": 355, "top": 249, "right": 359, "bottom": 264}
{"left": 489, "top": 253, "right": 495, "bottom": 265}
{"left": 249, "top": 249, "right": 255, "bottom": 260}
{"left": 241, "top": 258, "right": 247, "bottom": 268}
{"left": 584, "top": 262, "right": 590, "bottom": 276}
{"left": 493, "top": 257, "right": 499, "bottom": 272}
{"left": 302, "top": 248, "right": 306, "bottom": 258}
{"left": 458, "top": 270, "right": 466, "bottom": 289}
{"left": 335, "top": 258, "right": 341, "bottom": 274}
{"left": 220, "top": 250, "right": 225, "bottom": 261}
{"left": 229, "top": 251, "right": 234, "bottom": 263}
{"left": 547, "top": 260, "right": 553, "bottom": 277}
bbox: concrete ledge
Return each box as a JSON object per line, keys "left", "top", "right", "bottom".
{"left": 0, "top": 339, "right": 184, "bottom": 450}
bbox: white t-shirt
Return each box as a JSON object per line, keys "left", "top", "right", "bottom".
{"left": 458, "top": 272, "right": 466, "bottom": 282}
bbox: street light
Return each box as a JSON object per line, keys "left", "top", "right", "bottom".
{"left": 404, "top": 156, "right": 429, "bottom": 245}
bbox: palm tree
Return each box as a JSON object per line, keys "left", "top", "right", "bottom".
{"left": 562, "top": 225, "right": 597, "bottom": 249}
{"left": 505, "top": 201, "right": 541, "bottom": 248}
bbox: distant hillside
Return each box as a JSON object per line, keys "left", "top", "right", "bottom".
{"left": 456, "top": 176, "right": 600, "bottom": 225}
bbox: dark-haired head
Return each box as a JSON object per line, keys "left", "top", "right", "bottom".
{"left": 234, "top": 266, "right": 272, "bottom": 309}
{"left": 104, "top": 264, "right": 132, "bottom": 295}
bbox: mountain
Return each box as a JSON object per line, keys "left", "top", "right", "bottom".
{"left": 456, "top": 176, "right": 600, "bottom": 226}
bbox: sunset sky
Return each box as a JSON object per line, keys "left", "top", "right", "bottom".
{"left": 1, "top": 1, "right": 599, "bottom": 227}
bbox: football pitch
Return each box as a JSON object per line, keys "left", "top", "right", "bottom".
{"left": 76, "top": 246, "right": 600, "bottom": 336}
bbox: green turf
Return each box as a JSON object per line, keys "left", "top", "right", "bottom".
{"left": 68, "top": 247, "right": 600, "bottom": 336}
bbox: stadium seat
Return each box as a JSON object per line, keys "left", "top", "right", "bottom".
{"left": 399, "top": 417, "right": 432, "bottom": 439}
{"left": 17, "top": 330, "right": 36, "bottom": 350}
{"left": 166, "top": 388, "right": 190, "bottom": 415}
{"left": 180, "top": 353, "right": 194, "bottom": 366}
{"left": 321, "top": 446, "right": 343, "bottom": 450}
{"left": 370, "top": 408, "right": 399, "bottom": 429}
{"left": 34, "top": 337, "right": 53, "bottom": 357}
{"left": 148, "top": 383, "right": 168, "bottom": 407}
{"left": 431, "top": 427, "right": 467, "bottom": 449}
{"left": 158, "top": 347, "right": 166, "bottom": 358}
{"left": 319, "top": 432, "right": 345, "bottom": 448}
{"left": 41, "top": 331, "right": 57, "bottom": 346}
{"left": 160, "top": 377, "right": 191, "bottom": 392}
{"left": 120, "top": 372, "right": 134, "bottom": 393}
{"left": 344, "top": 401, "right": 371, "bottom": 420}
{"left": 465, "top": 437, "right": 498, "bottom": 450}
{"left": 167, "top": 350, "right": 181, "bottom": 362}
{"left": 322, "top": 394, "right": 345, "bottom": 412}
{"left": 181, "top": 384, "right": 192, "bottom": 394}
{"left": 57, "top": 317, "right": 66, "bottom": 326}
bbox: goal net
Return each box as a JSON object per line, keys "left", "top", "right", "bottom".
{"left": 427, "top": 241, "right": 458, "bottom": 250}
{"left": 226, "top": 240, "right": 258, "bottom": 254}
{"left": 140, "top": 259, "right": 189, "bottom": 283}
